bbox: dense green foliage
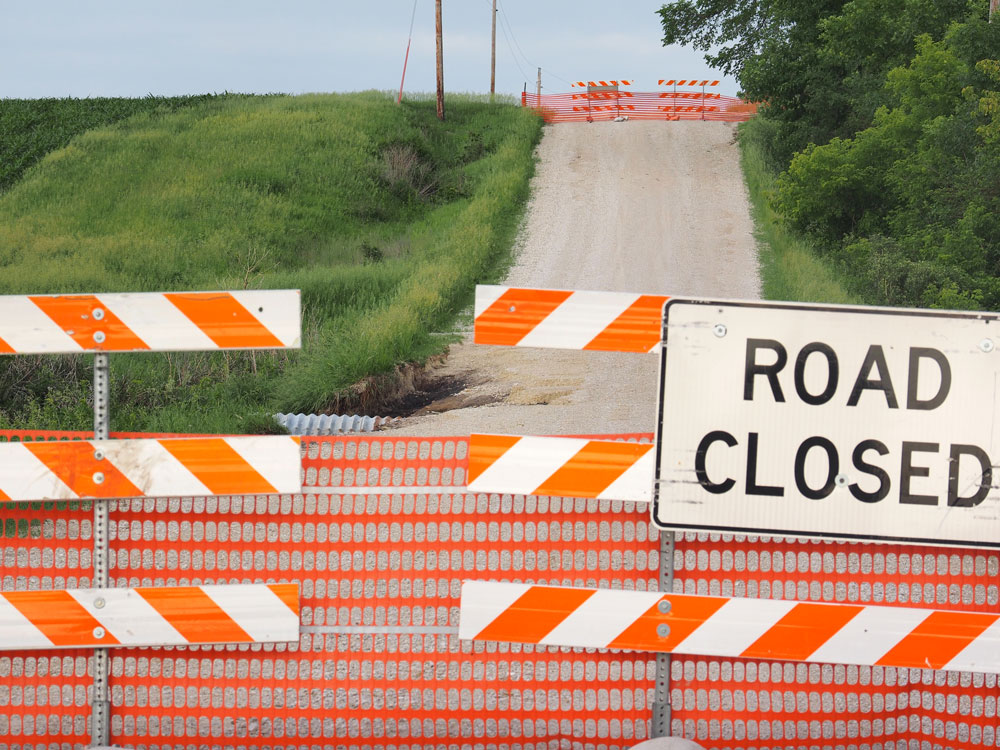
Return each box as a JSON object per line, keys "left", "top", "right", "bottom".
{"left": 661, "top": 0, "right": 972, "bottom": 162}
{"left": 0, "top": 93, "right": 542, "bottom": 432}
{"left": 738, "top": 117, "right": 857, "bottom": 305}
{"left": 776, "top": 24, "right": 1000, "bottom": 308}
{"left": 662, "top": 0, "right": 1000, "bottom": 310}
{"left": 0, "top": 94, "right": 241, "bottom": 193}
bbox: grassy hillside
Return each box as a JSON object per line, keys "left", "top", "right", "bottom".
{"left": 0, "top": 94, "right": 243, "bottom": 193}
{"left": 0, "top": 92, "right": 543, "bottom": 432}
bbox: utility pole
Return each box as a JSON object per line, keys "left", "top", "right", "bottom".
{"left": 490, "top": 0, "right": 497, "bottom": 100}
{"left": 435, "top": 0, "right": 445, "bottom": 121}
{"left": 536, "top": 68, "right": 541, "bottom": 109}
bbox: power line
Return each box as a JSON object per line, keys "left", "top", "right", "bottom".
{"left": 494, "top": 5, "right": 531, "bottom": 81}
{"left": 477, "top": 0, "right": 573, "bottom": 88}
{"left": 495, "top": 0, "right": 574, "bottom": 86}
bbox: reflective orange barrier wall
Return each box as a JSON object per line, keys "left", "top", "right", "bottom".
{"left": 0, "top": 431, "right": 997, "bottom": 748}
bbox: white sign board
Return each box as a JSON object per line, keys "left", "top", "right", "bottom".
{"left": 653, "top": 299, "right": 1000, "bottom": 548}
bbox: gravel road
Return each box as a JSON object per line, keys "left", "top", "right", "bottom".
{"left": 391, "top": 119, "right": 760, "bottom": 437}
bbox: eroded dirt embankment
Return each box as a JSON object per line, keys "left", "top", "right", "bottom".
{"left": 388, "top": 120, "right": 761, "bottom": 437}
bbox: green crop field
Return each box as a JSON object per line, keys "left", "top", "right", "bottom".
{"left": 0, "top": 92, "right": 543, "bottom": 433}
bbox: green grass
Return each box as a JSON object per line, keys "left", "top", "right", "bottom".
{"left": 738, "top": 117, "right": 857, "bottom": 305}
{"left": 0, "top": 92, "right": 543, "bottom": 432}
{"left": 0, "top": 94, "right": 247, "bottom": 194}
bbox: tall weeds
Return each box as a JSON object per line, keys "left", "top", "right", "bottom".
{"left": 738, "top": 117, "right": 856, "bottom": 305}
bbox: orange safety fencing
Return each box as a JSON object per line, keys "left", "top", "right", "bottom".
{"left": 1, "top": 429, "right": 998, "bottom": 749}
{"left": 522, "top": 91, "right": 757, "bottom": 124}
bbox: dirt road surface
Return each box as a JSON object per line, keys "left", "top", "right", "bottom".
{"left": 391, "top": 120, "right": 760, "bottom": 437}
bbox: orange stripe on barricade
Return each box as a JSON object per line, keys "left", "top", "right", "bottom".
{"left": 474, "top": 288, "right": 572, "bottom": 346}
{"left": 876, "top": 610, "right": 998, "bottom": 669}
{"left": 137, "top": 586, "right": 251, "bottom": 644}
{"left": 534, "top": 441, "right": 652, "bottom": 499}
{"left": 158, "top": 438, "right": 278, "bottom": 495}
{"left": 475, "top": 586, "right": 594, "bottom": 643}
{"left": 272, "top": 584, "right": 300, "bottom": 615}
{"left": 164, "top": 292, "right": 283, "bottom": 349}
{"left": 25, "top": 440, "right": 144, "bottom": 499}
{"left": 0, "top": 337, "right": 14, "bottom": 353}
{"left": 30, "top": 294, "right": 150, "bottom": 351}
{"left": 608, "top": 595, "right": 727, "bottom": 652}
{"left": 4, "top": 590, "right": 121, "bottom": 647}
{"left": 583, "top": 294, "right": 667, "bottom": 352}
{"left": 467, "top": 434, "right": 521, "bottom": 484}
{"left": 741, "top": 602, "right": 864, "bottom": 661}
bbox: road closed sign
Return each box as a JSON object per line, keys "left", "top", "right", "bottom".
{"left": 653, "top": 299, "right": 1000, "bottom": 548}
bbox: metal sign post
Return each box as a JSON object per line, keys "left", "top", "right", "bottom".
{"left": 651, "top": 530, "right": 674, "bottom": 737}
{"left": 652, "top": 309, "right": 674, "bottom": 739}
{"left": 91, "top": 352, "right": 110, "bottom": 745}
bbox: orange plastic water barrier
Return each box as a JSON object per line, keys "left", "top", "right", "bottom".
{"left": 2, "top": 432, "right": 999, "bottom": 748}
{"left": 523, "top": 91, "right": 757, "bottom": 124}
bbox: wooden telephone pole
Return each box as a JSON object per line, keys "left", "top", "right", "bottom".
{"left": 490, "top": 0, "right": 497, "bottom": 99}
{"left": 435, "top": 0, "right": 445, "bottom": 120}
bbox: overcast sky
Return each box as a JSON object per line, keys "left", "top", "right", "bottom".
{"left": 1, "top": 1, "right": 737, "bottom": 100}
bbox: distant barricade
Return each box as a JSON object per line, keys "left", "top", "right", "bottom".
{"left": 523, "top": 90, "right": 757, "bottom": 124}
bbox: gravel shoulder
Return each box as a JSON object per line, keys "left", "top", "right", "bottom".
{"left": 390, "top": 120, "right": 760, "bottom": 437}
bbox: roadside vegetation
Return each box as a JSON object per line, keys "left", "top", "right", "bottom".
{"left": 738, "top": 117, "right": 856, "bottom": 305}
{"left": 663, "top": 0, "right": 1000, "bottom": 308}
{"left": 0, "top": 92, "right": 542, "bottom": 432}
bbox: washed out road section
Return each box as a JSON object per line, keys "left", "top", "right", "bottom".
{"left": 391, "top": 120, "right": 760, "bottom": 437}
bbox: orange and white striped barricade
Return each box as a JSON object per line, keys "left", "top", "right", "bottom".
{"left": 460, "top": 581, "right": 1000, "bottom": 675}
{"left": 571, "top": 80, "right": 633, "bottom": 120}
{"left": 0, "top": 584, "right": 299, "bottom": 650}
{"left": 472, "top": 282, "right": 670, "bottom": 730}
{"left": 468, "top": 285, "right": 1000, "bottom": 739}
{"left": 468, "top": 433, "right": 653, "bottom": 502}
{"left": 0, "top": 287, "right": 302, "bottom": 745}
{"left": 474, "top": 284, "right": 667, "bottom": 352}
{"left": 0, "top": 289, "right": 300, "bottom": 353}
{"left": 0, "top": 436, "right": 302, "bottom": 502}
{"left": 658, "top": 79, "right": 720, "bottom": 120}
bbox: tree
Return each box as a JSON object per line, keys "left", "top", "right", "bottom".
{"left": 773, "top": 16, "right": 1000, "bottom": 309}
{"left": 658, "top": 0, "right": 975, "bottom": 164}
{"left": 656, "top": 1, "right": 783, "bottom": 77}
